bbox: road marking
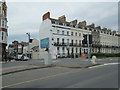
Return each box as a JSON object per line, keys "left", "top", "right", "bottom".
{"left": 0, "top": 65, "right": 26, "bottom": 71}
{"left": 1, "top": 69, "right": 81, "bottom": 88}
{"left": 89, "top": 63, "right": 119, "bottom": 68}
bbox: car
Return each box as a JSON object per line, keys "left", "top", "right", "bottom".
{"left": 15, "top": 54, "right": 29, "bottom": 61}
{"left": 21, "top": 55, "right": 29, "bottom": 61}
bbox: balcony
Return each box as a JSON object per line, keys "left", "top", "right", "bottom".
{"left": 54, "top": 43, "right": 67, "bottom": 46}
{"left": 54, "top": 43, "right": 82, "bottom": 47}
{"left": 92, "top": 44, "right": 102, "bottom": 47}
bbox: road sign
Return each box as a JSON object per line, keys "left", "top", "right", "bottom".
{"left": 40, "top": 38, "right": 49, "bottom": 48}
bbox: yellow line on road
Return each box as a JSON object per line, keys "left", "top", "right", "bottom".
{"left": 1, "top": 69, "right": 80, "bottom": 88}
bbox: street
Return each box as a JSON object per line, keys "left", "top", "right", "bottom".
{"left": 1, "top": 57, "right": 119, "bottom": 88}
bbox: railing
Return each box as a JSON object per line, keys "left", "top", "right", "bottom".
{"left": 54, "top": 43, "right": 82, "bottom": 47}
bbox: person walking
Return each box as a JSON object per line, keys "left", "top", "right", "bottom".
{"left": 91, "top": 55, "right": 97, "bottom": 64}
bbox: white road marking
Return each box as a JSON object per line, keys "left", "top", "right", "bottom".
{"left": 89, "top": 63, "right": 119, "bottom": 68}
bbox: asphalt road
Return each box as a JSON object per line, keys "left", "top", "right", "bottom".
{"left": 2, "top": 62, "right": 118, "bottom": 88}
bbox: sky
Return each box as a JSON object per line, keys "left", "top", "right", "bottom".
{"left": 6, "top": 1, "right": 118, "bottom": 44}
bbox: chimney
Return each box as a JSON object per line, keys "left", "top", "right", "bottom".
{"left": 42, "top": 12, "right": 50, "bottom": 21}
{"left": 58, "top": 15, "right": 66, "bottom": 21}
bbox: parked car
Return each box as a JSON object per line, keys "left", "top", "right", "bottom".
{"left": 15, "top": 54, "right": 29, "bottom": 61}
{"left": 21, "top": 54, "right": 29, "bottom": 61}
{"left": 6, "top": 55, "right": 15, "bottom": 61}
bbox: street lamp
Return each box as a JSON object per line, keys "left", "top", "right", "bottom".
{"left": 26, "top": 33, "right": 30, "bottom": 42}
{"left": 26, "top": 33, "right": 31, "bottom": 58}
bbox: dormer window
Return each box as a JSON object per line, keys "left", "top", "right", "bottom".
{"left": 51, "top": 21, "right": 55, "bottom": 24}
{"left": 59, "top": 22, "right": 63, "bottom": 25}
{"left": 66, "top": 24, "right": 70, "bottom": 26}
{"left": 84, "top": 27, "right": 87, "bottom": 30}
{"left": 78, "top": 26, "right": 82, "bottom": 29}
{"left": 89, "top": 28, "right": 92, "bottom": 31}
{"left": 73, "top": 25, "right": 75, "bottom": 28}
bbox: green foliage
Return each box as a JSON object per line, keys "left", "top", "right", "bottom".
{"left": 91, "top": 53, "right": 120, "bottom": 58}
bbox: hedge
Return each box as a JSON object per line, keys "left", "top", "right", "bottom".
{"left": 90, "top": 53, "right": 120, "bottom": 58}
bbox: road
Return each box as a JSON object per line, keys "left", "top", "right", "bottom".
{"left": 2, "top": 62, "right": 118, "bottom": 88}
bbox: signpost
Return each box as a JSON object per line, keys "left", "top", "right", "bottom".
{"left": 40, "top": 38, "right": 49, "bottom": 48}
{"left": 40, "top": 38, "right": 52, "bottom": 66}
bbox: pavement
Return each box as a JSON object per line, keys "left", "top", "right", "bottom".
{"left": 0, "top": 57, "right": 119, "bottom": 76}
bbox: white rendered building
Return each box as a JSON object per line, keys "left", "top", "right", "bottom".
{"left": 39, "top": 12, "right": 120, "bottom": 59}
{"left": 39, "top": 12, "right": 91, "bottom": 59}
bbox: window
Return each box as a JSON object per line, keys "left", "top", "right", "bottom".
{"left": 62, "top": 31, "right": 64, "bottom": 35}
{"left": 78, "top": 26, "right": 82, "bottom": 29}
{"left": 79, "top": 33, "right": 81, "bottom": 36}
{"left": 76, "top": 48, "right": 78, "bottom": 53}
{"left": 71, "top": 32, "right": 73, "bottom": 36}
{"left": 75, "top": 32, "right": 77, "bottom": 36}
{"left": 66, "top": 24, "right": 70, "bottom": 26}
{"left": 57, "top": 47, "right": 59, "bottom": 50}
{"left": 57, "top": 47, "right": 60, "bottom": 54}
{"left": 59, "top": 22, "right": 63, "bottom": 25}
{"left": 79, "top": 40, "right": 81, "bottom": 45}
{"left": 85, "top": 27, "right": 87, "bottom": 30}
{"left": 2, "top": 20, "right": 4, "bottom": 27}
{"left": 67, "top": 39, "right": 69, "bottom": 44}
{"left": 51, "top": 21, "right": 55, "bottom": 24}
{"left": 73, "top": 25, "right": 75, "bottom": 28}
{"left": 76, "top": 40, "right": 77, "bottom": 44}
{"left": 57, "top": 30, "right": 59, "bottom": 34}
{"left": 67, "top": 31, "right": 69, "bottom": 35}
{"left": 2, "top": 32, "right": 3, "bottom": 40}
{"left": 62, "top": 47, "right": 65, "bottom": 53}
{"left": 89, "top": 28, "right": 92, "bottom": 31}
{"left": 71, "top": 40, "right": 73, "bottom": 44}
{"left": 57, "top": 38, "right": 59, "bottom": 43}
{"left": 62, "top": 38, "right": 64, "bottom": 44}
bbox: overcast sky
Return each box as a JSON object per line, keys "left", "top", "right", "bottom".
{"left": 6, "top": 2, "right": 118, "bottom": 44}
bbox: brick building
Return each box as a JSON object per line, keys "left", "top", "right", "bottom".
{"left": 0, "top": 0, "right": 8, "bottom": 61}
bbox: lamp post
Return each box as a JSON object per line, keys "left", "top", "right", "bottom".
{"left": 26, "top": 33, "right": 30, "bottom": 42}
{"left": 26, "top": 33, "right": 31, "bottom": 58}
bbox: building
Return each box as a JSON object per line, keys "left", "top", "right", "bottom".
{"left": 39, "top": 12, "right": 120, "bottom": 59}
{"left": 8, "top": 39, "right": 40, "bottom": 60}
{"left": 0, "top": 0, "right": 8, "bottom": 61}
{"left": 39, "top": 12, "right": 91, "bottom": 59}
{"left": 22, "top": 39, "right": 39, "bottom": 59}
{"left": 8, "top": 41, "right": 28, "bottom": 58}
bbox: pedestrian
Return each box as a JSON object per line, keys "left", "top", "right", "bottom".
{"left": 4, "top": 55, "right": 7, "bottom": 62}
{"left": 8, "top": 55, "right": 11, "bottom": 62}
{"left": 91, "top": 55, "right": 97, "bottom": 64}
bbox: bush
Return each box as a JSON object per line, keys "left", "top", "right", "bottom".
{"left": 90, "top": 53, "right": 120, "bottom": 58}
